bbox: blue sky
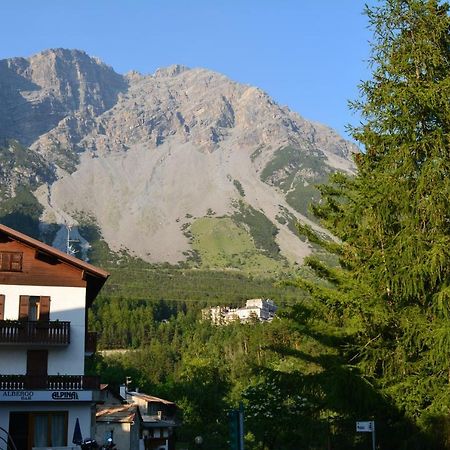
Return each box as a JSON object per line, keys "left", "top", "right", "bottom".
{"left": 1, "top": 1, "right": 374, "bottom": 140}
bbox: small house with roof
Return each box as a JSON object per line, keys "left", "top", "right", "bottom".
{"left": 128, "top": 391, "right": 177, "bottom": 450}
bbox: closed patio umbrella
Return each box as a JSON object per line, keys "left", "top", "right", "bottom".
{"left": 72, "top": 418, "right": 83, "bottom": 445}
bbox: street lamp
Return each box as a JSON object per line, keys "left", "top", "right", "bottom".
{"left": 194, "top": 435, "right": 203, "bottom": 448}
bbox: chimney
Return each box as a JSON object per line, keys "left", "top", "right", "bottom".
{"left": 120, "top": 384, "right": 126, "bottom": 400}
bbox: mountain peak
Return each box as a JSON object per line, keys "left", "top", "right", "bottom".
{"left": 154, "top": 64, "right": 191, "bottom": 78}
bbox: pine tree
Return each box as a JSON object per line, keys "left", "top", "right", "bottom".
{"left": 291, "top": 1, "right": 450, "bottom": 447}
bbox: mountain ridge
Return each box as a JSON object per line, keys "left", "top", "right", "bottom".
{"left": 0, "top": 49, "right": 356, "bottom": 267}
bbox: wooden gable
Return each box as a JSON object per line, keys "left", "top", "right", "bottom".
{"left": 0, "top": 225, "right": 108, "bottom": 302}
{"left": 0, "top": 237, "right": 86, "bottom": 288}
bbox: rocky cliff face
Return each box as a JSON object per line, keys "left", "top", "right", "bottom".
{"left": 0, "top": 49, "right": 356, "bottom": 265}
{"left": 0, "top": 49, "right": 127, "bottom": 169}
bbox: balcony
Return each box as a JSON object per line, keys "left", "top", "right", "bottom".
{"left": 0, "top": 320, "right": 70, "bottom": 346}
{"left": 85, "top": 331, "right": 97, "bottom": 355}
{"left": 0, "top": 374, "right": 100, "bottom": 390}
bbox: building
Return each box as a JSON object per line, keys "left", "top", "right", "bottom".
{"left": 93, "top": 384, "right": 142, "bottom": 450}
{"left": 0, "top": 224, "right": 109, "bottom": 450}
{"left": 96, "top": 385, "right": 141, "bottom": 450}
{"left": 95, "top": 385, "right": 178, "bottom": 450}
{"left": 96, "top": 403, "right": 141, "bottom": 449}
{"left": 127, "top": 391, "right": 177, "bottom": 450}
{"left": 203, "top": 299, "right": 277, "bottom": 324}
{"left": 95, "top": 384, "right": 141, "bottom": 450}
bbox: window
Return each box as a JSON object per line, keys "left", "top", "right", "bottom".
{"left": 9, "top": 411, "right": 68, "bottom": 450}
{"left": 0, "top": 295, "right": 4, "bottom": 320}
{"left": 19, "top": 296, "right": 50, "bottom": 321}
{"left": 0, "top": 251, "right": 23, "bottom": 272}
{"left": 29, "top": 297, "right": 39, "bottom": 321}
{"left": 32, "top": 412, "right": 68, "bottom": 447}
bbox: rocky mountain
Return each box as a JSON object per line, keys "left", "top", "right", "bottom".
{"left": 0, "top": 49, "right": 356, "bottom": 268}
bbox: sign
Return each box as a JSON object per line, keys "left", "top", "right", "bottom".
{"left": 0, "top": 390, "right": 93, "bottom": 402}
{"left": 356, "top": 421, "right": 374, "bottom": 432}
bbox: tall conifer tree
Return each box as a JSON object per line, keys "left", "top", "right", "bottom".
{"left": 292, "top": 1, "right": 450, "bottom": 447}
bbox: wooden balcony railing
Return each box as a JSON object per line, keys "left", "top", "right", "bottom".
{"left": 85, "top": 331, "right": 97, "bottom": 354}
{"left": 0, "top": 374, "right": 100, "bottom": 390}
{"left": 0, "top": 320, "right": 70, "bottom": 346}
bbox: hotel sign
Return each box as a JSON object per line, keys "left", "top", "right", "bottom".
{"left": 0, "top": 390, "right": 93, "bottom": 401}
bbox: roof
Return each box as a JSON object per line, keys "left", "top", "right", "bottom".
{"left": 0, "top": 223, "right": 109, "bottom": 279}
{"left": 96, "top": 404, "right": 137, "bottom": 423}
{"left": 0, "top": 224, "right": 109, "bottom": 303}
{"left": 129, "top": 392, "right": 175, "bottom": 405}
{"left": 98, "top": 384, "right": 125, "bottom": 403}
{"left": 141, "top": 415, "right": 178, "bottom": 428}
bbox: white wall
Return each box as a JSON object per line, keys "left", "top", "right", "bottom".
{"left": 0, "top": 285, "right": 87, "bottom": 375}
{"left": 96, "top": 422, "right": 131, "bottom": 450}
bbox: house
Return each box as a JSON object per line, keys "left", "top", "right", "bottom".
{"left": 95, "top": 385, "right": 178, "bottom": 450}
{"left": 95, "top": 384, "right": 141, "bottom": 450}
{"left": 203, "top": 298, "right": 277, "bottom": 324}
{"left": 0, "top": 224, "right": 109, "bottom": 450}
{"left": 96, "top": 403, "right": 141, "bottom": 449}
{"left": 127, "top": 391, "right": 177, "bottom": 450}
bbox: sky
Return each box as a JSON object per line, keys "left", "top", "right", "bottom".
{"left": 1, "top": 1, "right": 374, "bottom": 140}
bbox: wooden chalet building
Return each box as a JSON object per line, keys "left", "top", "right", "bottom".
{"left": 0, "top": 224, "right": 109, "bottom": 450}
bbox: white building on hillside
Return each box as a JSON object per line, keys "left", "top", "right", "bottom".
{"left": 203, "top": 299, "right": 277, "bottom": 324}
{"left": 0, "top": 224, "right": 109, "bottom": 450}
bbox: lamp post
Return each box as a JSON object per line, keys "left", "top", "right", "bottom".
{"left": 194, "top": 435, "right": 203, "bottom": 449}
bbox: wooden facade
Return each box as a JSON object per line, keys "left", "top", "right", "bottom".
{"left": 0, "top": 224, "right": 108, "bottom": 304}
{"left": 0, "top": 238, "right": 87, "bottom": 288}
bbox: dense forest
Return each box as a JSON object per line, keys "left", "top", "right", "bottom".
{"left": 89, "top": 1, "right": 450, "bottom": 449}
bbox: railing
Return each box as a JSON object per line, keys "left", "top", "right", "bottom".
{"left": 85, "top": 331, "right": 97, "bottom": 354}
{"left": 0, "top": 426, "right": 18, "bottom": 450}
{"left": 0, "top": 321, "right": 70, "bottom": 346}
{"left": 0, "top": 374, "right": 100, "bottom": 390}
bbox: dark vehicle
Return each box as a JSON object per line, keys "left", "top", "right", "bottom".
{"left": 81, "top": 438, "right": 99, "bottom": 450}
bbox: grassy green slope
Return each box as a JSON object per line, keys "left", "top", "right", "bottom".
{"left": 190, "top": 217, "right": 286, "bottom": 274}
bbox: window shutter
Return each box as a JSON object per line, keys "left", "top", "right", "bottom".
{"left": 0, "top": 295, "right": 4, "bottom": 320}
{"left": 19, "top": 296, "right": 29, "bottom": 320}
{"left": 0, "top": 253, "right": 10, "bottom": 271}
{"left": 39, "top": 296, "right": 51, "bottom": 321}
{"left": 10, "top": 252, "right": 22, "bottom": 271}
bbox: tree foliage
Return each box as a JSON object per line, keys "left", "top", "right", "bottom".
{"left": 291, "top": 1, "right": 450, "bottom": 447}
